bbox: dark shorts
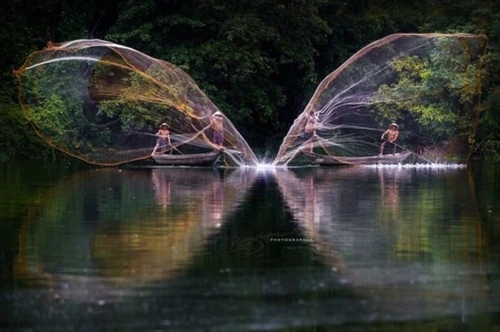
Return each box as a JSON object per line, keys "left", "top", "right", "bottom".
{"left": 382, "top": 141, "right": 395, "bottom": 152}
{"left": 156, "top": 138, "right": 170, "bottom": 148}
{"left": 213, "top": 131, "right": 224, "bottom": 145}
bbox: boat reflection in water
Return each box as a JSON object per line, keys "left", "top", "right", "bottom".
{"left": 274, "top": 168, "right": 342, "bottom": 268}
{"left": 14, "top": 167, "right": 258, "bottom": 292}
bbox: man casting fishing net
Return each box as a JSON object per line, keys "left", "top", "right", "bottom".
{"left": 380, "top": 123, "right": 399, "bottom": 156}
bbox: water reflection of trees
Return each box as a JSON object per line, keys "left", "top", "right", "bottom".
{"left": 273, "top": 166, "right": 491, "bottom": 323}
{"left": 14, "top": 167, "right": 257, "bottom": 289}
{"left": 275, "top": 166, "right": 488, "bottom": 265}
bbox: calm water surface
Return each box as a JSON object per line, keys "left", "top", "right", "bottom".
{"left": 0, "top": 162, "right": 499, "bottom": 331}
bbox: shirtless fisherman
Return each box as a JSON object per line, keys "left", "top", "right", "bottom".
{"left": 152, "top": 122, "right": 172, "bottom": 155}
{"left": 380, "top": 123, "right": 399, "bottom": 155}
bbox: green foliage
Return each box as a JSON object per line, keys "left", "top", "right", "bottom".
{"left": 91, "top": 65, "right": 196, "bottom": 139}
{"left": 22, "top": 59, "right": 92, "bottom": 152}
{"left": 421, "top": 0, "right": 500, "bottom": 159}
{"left": 0, "top": 0, "right": 120, "bottom": 160}
{"left": 0, "top": 102, "right": 60, "bottom": 161}
{"left": 375, "top": 37, "right": 483, "bottom": 151}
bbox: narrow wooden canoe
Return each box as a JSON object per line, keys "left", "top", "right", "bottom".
{"left": 152, "top": 150, "right": 222, "bottom": 166}
{"left": 301, "top": 151, "right": 412, "bottom": 166}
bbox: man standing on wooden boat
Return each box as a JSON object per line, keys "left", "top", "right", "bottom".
{"left": 211, "top": 111, "right": 224, "bottom": 148}
{"left": 302, "top": 111, "right": 318, "bottom": 153}
{"left": 152, "top": 122, "right": 172, "bottom": 155}
{"left": 380, "top": 123, "right": 399, "bottom": 155}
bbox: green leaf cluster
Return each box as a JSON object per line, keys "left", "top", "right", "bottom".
{"left": 375, "top": 37, "right": 484, "bottom": 154}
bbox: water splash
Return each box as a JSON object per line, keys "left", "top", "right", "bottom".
{"left": 366, "top": 163, "right": 467, "bottom": 169}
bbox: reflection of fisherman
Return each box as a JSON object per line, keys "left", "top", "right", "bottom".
{"left": 379, "top": 168, "right": 400, "bottom": 217}
{"left": 211, "top": 111, "right": 224, "bottom": 148}
{"left": 380, "top": 123, "right": 399, "bottom": 155}
{"left": 302, "top": 112, "right": 318, "bottom": 153}
{"left": 152, "top": 170, "right": 171, "bottom": 208}
{"left": 305, "top": 174, "right": 320, "bottom": 234}
{"left": 152, "top": 122, "right": 172, "bottom": 155}
{"left": 210, "top": 180, "right": 224, "bottom": 228}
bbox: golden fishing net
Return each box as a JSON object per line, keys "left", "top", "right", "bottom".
{"left": 14, "top": 40, "right": 258, "bottom": 166}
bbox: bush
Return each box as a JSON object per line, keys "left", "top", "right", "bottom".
{"left": 0, "top": 102, "right": 62, "bottom": 161}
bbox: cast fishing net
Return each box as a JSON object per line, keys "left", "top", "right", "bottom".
{"left": 273, "top": 33, "right": 488, "bottom": 166}
{"left": 14, "top": 40, "right": 258, "bottom": 166}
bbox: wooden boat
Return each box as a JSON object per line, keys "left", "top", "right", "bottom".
{"left": 152, "top": 150, "right": 222, "bottom": 166}
{"left": 301, "top": 151, "right": 412, "bottom": 166}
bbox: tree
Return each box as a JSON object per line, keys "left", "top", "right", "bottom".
{"left": 106, "top": 0, "right": 331, "bottom": 149}
{"left": 0, "top": 0, "right": 121, "bottom": 160}
{"left": 420, "top": 0, "right": 500, "bottom": 160}
{"left": 375, "top": 36, "right": 486, "bottom": 158}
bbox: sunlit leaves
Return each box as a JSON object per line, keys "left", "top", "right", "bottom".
{"left": 375, "top": 37, "right": 483, "bottom": 145}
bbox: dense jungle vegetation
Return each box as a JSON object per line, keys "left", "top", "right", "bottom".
{"left": 1, "top": 0, "right": 499, "bottom": 161}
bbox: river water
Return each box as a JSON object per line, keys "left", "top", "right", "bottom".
{"left": 1, "top": 161, "right": 499, "bottom": 331}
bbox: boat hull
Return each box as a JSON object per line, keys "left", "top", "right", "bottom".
{"left": 152, "top": 151, "right": 221, "bottom": 166}
{"left": 301, "top": 151, "right": 412, "bottom": 166}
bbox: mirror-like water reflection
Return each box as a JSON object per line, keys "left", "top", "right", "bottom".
{"left": 1, "top": 163, "right": 499, "bottom": 331}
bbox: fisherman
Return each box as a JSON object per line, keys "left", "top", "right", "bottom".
{"left": 380, "top": 123, "right": 399, "bottom": 155}
{"left": 211, "top": 111, "right": 224, "bottom": 148}
{"left": 152, "top": 122, "right": 172, "bottom": 155}
{"left": 302, "top": 111, "right": 318, "bottom": 153}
